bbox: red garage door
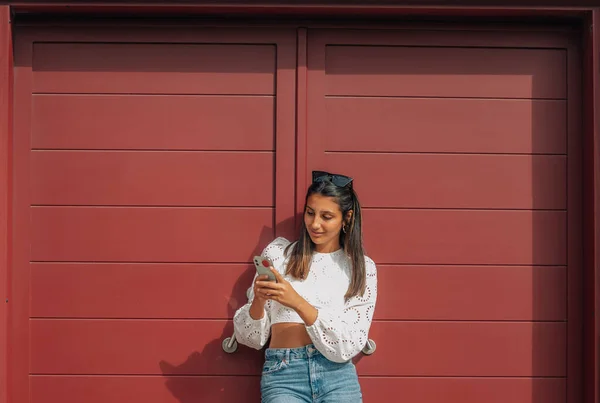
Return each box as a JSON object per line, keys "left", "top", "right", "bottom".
{"left": 12, "top": 26, "right": 297, "bottom": 403}
{"left": 305, "top": 29, "right": 581, "bottom": 403}
{"left": 11, "top": 24, "right": 581, "bottom": 403}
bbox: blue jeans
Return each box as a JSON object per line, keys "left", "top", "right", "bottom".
{"left": 260, "top": 344, "right": 363, "bottom": 403}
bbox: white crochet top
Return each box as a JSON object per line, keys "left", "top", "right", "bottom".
{"left": 233, "top": 237, "right": 378, "bottom": 363}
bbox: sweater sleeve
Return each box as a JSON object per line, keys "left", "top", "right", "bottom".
{"left": 232, "top": 270, "right": 271, "bottom": 350}
{"left": 232, "top": 237, "right": 290, "bottom": 350}
{"left": 305, "top": 257, "right": 378, "bottom": 363}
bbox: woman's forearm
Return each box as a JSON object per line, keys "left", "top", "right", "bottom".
{"left": 294, "top": 299, "right": 318, "bottom": 326}
{"left": 249, "top": 300, "right": 266, "bottom": 320}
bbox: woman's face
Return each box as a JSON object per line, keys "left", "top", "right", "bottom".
{"left": 304, "top": 193, "right": 345, "bottom": 253}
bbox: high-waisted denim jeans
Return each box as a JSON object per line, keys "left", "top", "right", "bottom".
{"left": 260, "top": 344, "right": 363, "bottom": 403}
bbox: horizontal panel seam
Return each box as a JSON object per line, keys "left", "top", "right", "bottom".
{"left": 28, "top": 261, "right": 567, "bottom": 266}
{"left": 29, "top": 262, "right": 567, "bottom": 268}
{"left": 30, "top": 149, "right": 276, "bottom": 153}
{"left": 28, "top": 374, "right": 567, "bottom": 379}
{"left": 27, "top": 318, "right": 568, "bottom": 323}
{"left": 325, "top": 95, "right": 567, "bottom": 101}
{"left": 30, "top": 205, "right": 273, "bottom": 209}
{"left": 28, "top": 206, "right": 565, "bottom": 211}
{"left": 361, "top": 207, "right": 566, "bottom": 211}
{"left": 324, "top": 151, "right": 567, "bottom": 156}
{"left": 32, "top": 93, "right": 276, "bottom": 97}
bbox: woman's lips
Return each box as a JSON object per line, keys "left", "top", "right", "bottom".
{"left": 310, "top": 231, "right": 324, "bottom": 237}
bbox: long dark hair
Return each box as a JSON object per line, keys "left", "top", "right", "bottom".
{"left": 284, "top": 179, "right": 366, "bottom": 300}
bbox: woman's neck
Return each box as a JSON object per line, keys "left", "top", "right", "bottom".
{"left": 314, "top": 241, "right": 342, "bottom": 254}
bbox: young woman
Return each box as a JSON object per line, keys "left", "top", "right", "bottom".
{"left": 233, "top": 171, "right": 378, "bottom": 403}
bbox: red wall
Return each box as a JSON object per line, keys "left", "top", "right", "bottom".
{"left": 1, "top": 2, "right": 600, "bottom": 403}
{"left": 0, "top": 6, "right": 11, "bottom": 403}
{"left": 584, "top": 10, "right": 600, "bottom": 403}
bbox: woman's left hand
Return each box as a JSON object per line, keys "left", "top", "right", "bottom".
{"left": 255, "top": 268, "right": 305, "bottom": 311}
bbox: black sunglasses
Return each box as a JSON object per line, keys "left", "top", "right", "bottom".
{"left": 312, "top": 170, "right": 353, "bottom": 188}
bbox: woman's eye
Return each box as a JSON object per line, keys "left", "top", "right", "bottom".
{"left": 306, "top": 211, "right": 314, "bottom": 216}
{"left": 322, "top": 216, "right": 332, "bottom": 221}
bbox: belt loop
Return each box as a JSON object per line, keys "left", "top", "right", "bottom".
{"left": 285, "top": 349, "right": 290, "bottom": 362}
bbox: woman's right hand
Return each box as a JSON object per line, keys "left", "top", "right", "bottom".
{"left": 249, "top": 274, "right": 270, "bottom": 320}
{"left": 253, "top": 274, "right": 271, "bottom": 303}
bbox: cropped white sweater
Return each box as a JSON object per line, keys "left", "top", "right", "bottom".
{"left": 233, "top": 237, "right": 378, "bottom": 363}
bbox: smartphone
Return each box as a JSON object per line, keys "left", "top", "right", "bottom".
{"left": 253, "top": 256, "right": 277, "bottom": 282}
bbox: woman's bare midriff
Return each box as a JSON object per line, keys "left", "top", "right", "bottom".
{"left": 269, "top": 323, "right": 313, "bottom": 348}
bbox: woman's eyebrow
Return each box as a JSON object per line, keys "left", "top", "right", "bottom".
{"left": 307, "top": 206, "right": 335, "bottom": 215}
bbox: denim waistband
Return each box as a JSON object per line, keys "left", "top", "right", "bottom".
{"left": 264, "top": 344, "right": 321, "bottom": 361}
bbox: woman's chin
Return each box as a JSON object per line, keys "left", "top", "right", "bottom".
{"left": 308, "top": 235, "right": 322, "bottom": 244}
{"left": 308, "top": 232, "right": 326, "bottom": 244}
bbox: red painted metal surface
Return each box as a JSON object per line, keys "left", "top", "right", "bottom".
{"left": 272, "top": 30, "right": 297, "bottom": 239}
{"left": 32, "top": 95, "right": 275, "bottom": 150}
{"left": 0, "top": 7, "right": 10, "bottom": 403}
{"left": 29, "top": 263, "right": 566, "bottom": 321}
{"left": 330, "top": 153, "right": 567, "bottom": 209}
{"left": 567, "top": 31, "right": 584, "bottom": 403}
{"left": 30, "top": 263, "right": 256, "bottom": 319}
{"left": 31, "top": 376, "right": 261, "bottom": 403}
{"left": 30, "top": 320, "right": 264, "bottom": 375}
{"left": 4, "top": 0, "right": 597, "bottom": 6}
{"left": 359, "top": 377, "right": 566, "bottom": 403}
{"left": 13, "top": 26, "right": 297, "bottom": 403}
{"left": 11, "top": 19, "right": 30, "bottom": 403}
{"left": 31, "top": 151, "right": 275, "bottom": 206}
{"left": 363, "top": 209, "right": 567, "bottom": 264}
{"left": 326, "top": 47, "right": 566, "bottom": 98}
{"left": 307, "top": 27, "right": 580, "bottom": 401}
{"left": 326, "top": 97, "right": 567, "bottom": 154}
{"left": 29, "top": 376, "right": 564, "bottom": 403}
{"left": 29, "top": 320, "right": 565, "bottom": 376}
{"left": 31, "top": 207, "right": 275, "bottom": 261}
{"left": 295, "top": 27, "right": 308, "bottom": 229}
{"left": 4, "top": 1, "right": 594, "bottom": 21}
{"left": 583, "top": 9, "right": 600, "bottom": 403}
{"left": 32, "top": 42, "right": 276, "bottom": 94}
{"left": 593, "top": 10, "right": 600, "bottom": 403}
{"left": 7, "top": 15, "right": 590, "bottom": 403}
{"left": 374, "top": 265, "right": 567, "bottom": 321}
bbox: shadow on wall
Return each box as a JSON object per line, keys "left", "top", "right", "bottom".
{"left": 158, "top": 216, "right": 298, "bottom": 403}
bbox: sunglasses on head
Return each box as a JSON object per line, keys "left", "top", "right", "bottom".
{"left": 312, "top": 170, "right": 353, "bottom": 188}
